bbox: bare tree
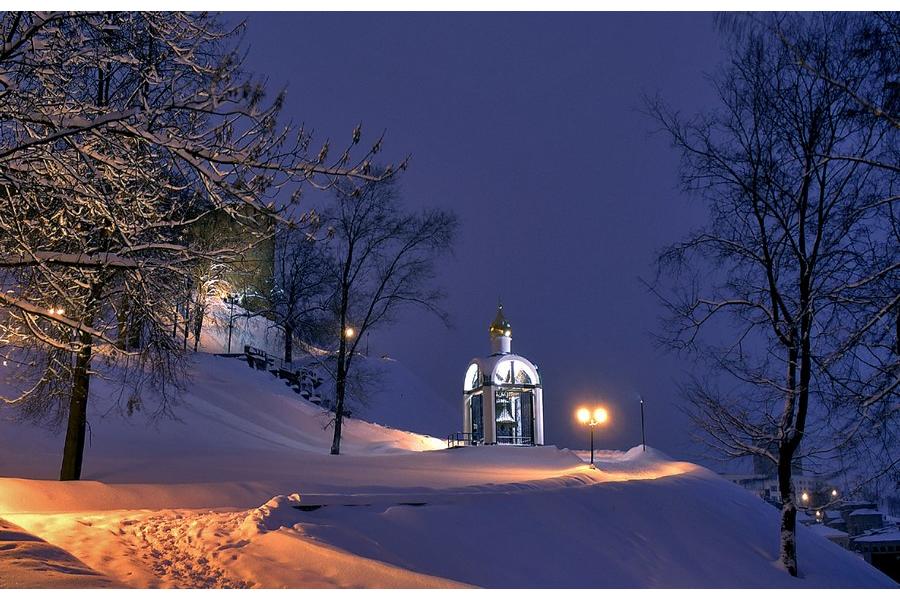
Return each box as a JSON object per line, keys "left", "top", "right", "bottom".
{"left": 325, "top": 178, "right": 457, "bottom": 455}
{"left": 0, "top": 12, "right": 391, "bottom": 480}
{"left": 648, "top": 13, "right": 898, "bottom": 576}
{"left": 265, "top": 218, "right": 333, "bottom": 363}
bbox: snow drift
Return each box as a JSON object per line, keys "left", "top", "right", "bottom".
{"left": 0, "top": 350, "right": 894, "bottom": 588}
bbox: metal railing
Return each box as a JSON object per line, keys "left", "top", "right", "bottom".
{"left": 447, "top": 433, "right": 535, "bottom": 447}
{"left": 495, "top": 435, "right": 534, "bottom": 446}
{"left": 236, "top": 345, "right": 348, "bottom": 415}
{"left": 447, "top": 432, "right": 476, "bottom": 448}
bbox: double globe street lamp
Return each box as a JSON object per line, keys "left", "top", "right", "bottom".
{"left": 576, "top": 406, "right": 609, "bottom": 467}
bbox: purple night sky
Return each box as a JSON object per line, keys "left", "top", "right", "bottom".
{"left": 238, "top": 12, "right": 726, "bottom": 461}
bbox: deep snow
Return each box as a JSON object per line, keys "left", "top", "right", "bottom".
{"left": 0, "top": 519, "right": 118, "bottom": 588}
{"left": 0, "top": 350, "right": 895, "bottom": 588}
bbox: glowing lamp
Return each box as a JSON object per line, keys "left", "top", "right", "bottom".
{"left": 576, "top": 407, "right": 591, "bottom": 424}
{"left": 344, "top": 326, "right": 355, "bottom": 339}
{"left": 576, "top": 404, "right": 611, "bottom": 467}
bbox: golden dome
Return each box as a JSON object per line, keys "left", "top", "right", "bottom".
{"left": 489, "top": 304, "right": 512, "bottom": 338}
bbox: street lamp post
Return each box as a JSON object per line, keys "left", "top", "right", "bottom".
{"left": 576, "top": 406, "right": 609, "bottom": 467}
{"left": 639, "top": 394, "right": 646, "bottom": 451}
{"left": 224, "top": 294, "right": 237, "bottom": 354}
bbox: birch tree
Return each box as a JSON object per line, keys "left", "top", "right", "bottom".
{"left": 0, "top": 12, "right": 390, "bottom": 480}
{"left": 648, "top": 13, "right": 898, "bottom": 576}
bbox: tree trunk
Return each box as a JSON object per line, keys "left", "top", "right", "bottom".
{"left": 60, "top": 332, "right": 93, "bottom": 481}
{"left": 193, "top": 301, "right": 204, "bottom": 352}
{"left": 777, "top": 448, "right": 798, "bottom": 576}
{"left": 60, "top": 284, "right": 100, "bottom": 481}
{"left": 284, "top": 323, "right": 293, "bottom": 364}
{"left": 127, "top": 313, "right": 141, "bottom": 350}
{"left": 182, "top": 296, "right": 190, "bottom": 351}
{"left": 116, "top": 295, "right": 129, "bottom": 350}
{"left": 330, "top": 340, "right": 347, "bottom": 456}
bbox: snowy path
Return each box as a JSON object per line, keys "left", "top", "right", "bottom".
{"left": 122, "top": 511, "right": 252, "bottom": 588}
{"left": 4, "top": 499, "right": 466, "bottom": 588}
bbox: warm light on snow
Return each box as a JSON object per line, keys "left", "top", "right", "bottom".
{"left": 0, "top": 352, "right": 893, "bottom": 588}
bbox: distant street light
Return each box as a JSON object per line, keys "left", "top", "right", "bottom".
{"left": 800, "top": 491, "right": 810, "bottom": 505}
{"left": 576, "top": 405, "right": 609, "bottom": 467}
{"left": 223, "top": 294, "right": 239, "bottom": 353}
{"left": 344, "top": 326, "right": 355, "bottom": 340}
{"left": 831, "top": 489, "right": 838, "bottom": 499}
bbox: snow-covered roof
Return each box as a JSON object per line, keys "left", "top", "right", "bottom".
{"left": 854, "top": 528, "right": 900, "bottom": 543}
{"left": 849, "top": 509, "right": 882, "bottom": 517}
{"left": 825, "top": 510, "right": 842, "bottom": 519}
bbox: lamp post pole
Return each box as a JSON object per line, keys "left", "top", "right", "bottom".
{"left": 590, "top": 422, "right": 595, "bottom": 465}
{"left": 226, "top": 295, "right": 235, "bottom": 354}
{"left": 577, "top": 406, "right": 608, "bottom": 468}
{"left": 640, "top": 394, "right": 646, "bottom": 451}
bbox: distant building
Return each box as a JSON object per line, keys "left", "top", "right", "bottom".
{"left": 823, "top": 509, "right": 847, "bottom": 532}
{"left": 461, "top": 304, "right": 544, "bottom": 445}
{"left": 721, "top": 472, "right": 828, "bottom": 507}
{"left": 752, "top": 452, "right": 803, "bottom": 479}
{"left": 847, "top": 509, "right": 885, "bottom": 536}
{"left": 852, "top": 528, "right": 900, "bottom": 583}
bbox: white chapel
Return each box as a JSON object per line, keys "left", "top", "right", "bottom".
{"left": 462, "top": 304, "right": 544, "bottom": 445}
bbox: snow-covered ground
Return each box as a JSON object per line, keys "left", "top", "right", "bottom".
{"left": 0, "top": 351, "right": 895, "bottom": 588}
{"left": 0, "top": 519, "right": 117, "bottom": 588}
{"left": 198, "top": 300, "right": 459, "bottom": 437}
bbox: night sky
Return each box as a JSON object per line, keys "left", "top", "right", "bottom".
{"left": 239, "top": 12, "right": 727, "bottom": 462}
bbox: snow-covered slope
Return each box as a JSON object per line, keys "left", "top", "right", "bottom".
{"left": 286, "top": 353, "right": 459, "bottom": 439}
{"left": 0, "top": 353, "right": 442, "bottom": 485}
{"left": 198, "top": 301, "right": 458, "bottom": 438}
{"left": 0, "top": 352, "right": 894, "bottom": 588}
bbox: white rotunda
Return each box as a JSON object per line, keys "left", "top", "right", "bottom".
{"left": 462, "top": 304, "right": 544, "bottom": 445}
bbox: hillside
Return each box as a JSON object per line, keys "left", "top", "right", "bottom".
{"left": 0, "top": 352, "right": 894, "bottom": 588}
{"left": 198, "top": 301, "right": 460, "bottom": 438}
